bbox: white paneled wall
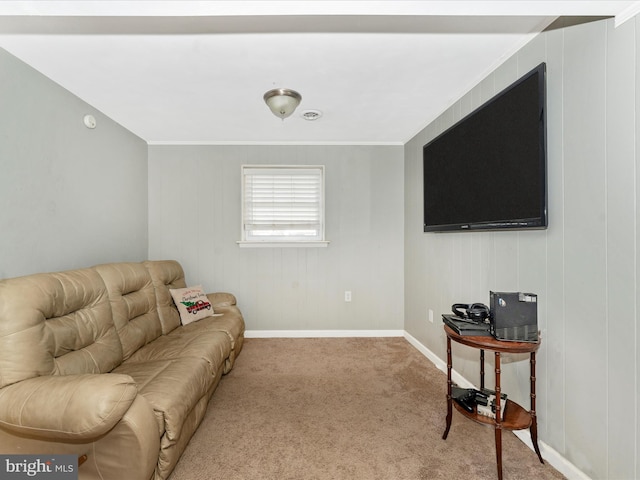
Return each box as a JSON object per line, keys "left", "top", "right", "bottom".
{"left": 404, "top": 18, "right": 638, "bottom": 480}
{"left": 148, "top": 144, "right": 404, "bottom": 332}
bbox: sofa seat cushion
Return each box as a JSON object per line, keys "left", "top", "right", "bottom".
{"left": 180, "top": 305, "right": 245, "bottom": 351}
{"left": 113, "top": 357, "right": 213, "bottom": 442}
{"left": 125, "top": 329, "right": 231, "bottom": 377}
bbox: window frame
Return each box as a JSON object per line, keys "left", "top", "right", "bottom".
{"left": 238, "top": 164, "right": 329, "bottom": 248}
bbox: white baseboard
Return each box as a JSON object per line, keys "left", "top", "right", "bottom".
{"left": 403, "top": 331, "right": 592, "bottom": 480}
{"left": 511, "top": 431, "right": 592, "bottom": 480}
{"left": 245, "top": 329, "right": 405, "bottom": 338}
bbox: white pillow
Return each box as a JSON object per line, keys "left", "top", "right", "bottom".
{"left": 169, "top": 285, "right": 214, "bottom": 325}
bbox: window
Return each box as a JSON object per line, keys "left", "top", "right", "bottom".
{"left": 239, "top": 165, "right": 328, "bottom": 246}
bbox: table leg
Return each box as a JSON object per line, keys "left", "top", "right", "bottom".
{"left": 480, "top": 349, "right": 485, "bottom": 390}
{"left": 443, "top": 336, "right": 452, "bottom": 440}
{"left": 494, "top": 351, "right": 503, "bottom": 480}
{"left": 530, "top": 351, "right": 544, "bottom": 463}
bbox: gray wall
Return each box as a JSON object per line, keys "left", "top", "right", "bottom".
{"left": 148, "top": 144, "right": 404, "bottom": 332}
{"left": 0, "top": 48, "right": 148, "bottom": 278}
{"left": 404, "top": 17, "right": 639, "bottom": 479}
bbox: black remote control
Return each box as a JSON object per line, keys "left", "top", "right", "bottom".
{"left": 454, "top": 397, "right": 474, "bottom": 413}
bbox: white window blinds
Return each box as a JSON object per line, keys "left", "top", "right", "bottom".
{"left": 241, "top": 165, "right": 325, "bottom": 242}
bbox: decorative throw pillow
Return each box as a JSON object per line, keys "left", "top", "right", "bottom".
{"left": 169, "top": 285, "right": 214, "bottom": 325}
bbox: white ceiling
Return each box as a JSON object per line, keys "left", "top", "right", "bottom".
{"left": 0, "top": 1, "right": 638, "bottom": 145}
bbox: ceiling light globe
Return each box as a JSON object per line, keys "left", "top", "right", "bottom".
{"left": 264, "top": 88, "right": 302, "bottom": 119}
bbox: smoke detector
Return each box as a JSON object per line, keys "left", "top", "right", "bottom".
{"left": 301, "top": 109, "right": 323, "bottom": 121}
{"left": 83, "top": 114, "right": 96, "bottom": 129}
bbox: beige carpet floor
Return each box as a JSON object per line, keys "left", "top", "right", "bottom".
{"left": 168, "top": 337, "right": 565, "bottom": 480}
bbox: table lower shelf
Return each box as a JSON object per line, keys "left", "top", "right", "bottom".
{"left": 452, "top": 399, "right": 533, "bottom": 430}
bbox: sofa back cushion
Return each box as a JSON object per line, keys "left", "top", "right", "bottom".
{"left": 143, "top": 260, "right": 186, "bottom": 334}
{"left": 93, "top": 262, "right": 163, "bottom": 361}
{"left": 0, "top": 268, "right": 123, "bottom": 388}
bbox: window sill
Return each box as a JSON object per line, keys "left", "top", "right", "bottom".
{"left": 237, "top": 241, "right": 330, "bottom": 248}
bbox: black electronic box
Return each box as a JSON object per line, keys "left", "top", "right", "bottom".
{"left": 489, "top": 291, "right": 538, "bottom": 342}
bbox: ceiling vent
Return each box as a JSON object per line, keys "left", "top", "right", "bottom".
{"left": 301, "top": 109, "right": 323, "bottom": 121}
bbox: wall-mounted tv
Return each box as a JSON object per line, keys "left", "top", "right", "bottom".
{"left": 423, "top": 63, "right": 547, "bottom": 232}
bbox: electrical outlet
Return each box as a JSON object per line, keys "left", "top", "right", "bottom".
{"left": 428, "top": 309, "right": 434, "bottom": 323}
{"left": 345, "top": 291, "right": 352, "bottom": 302}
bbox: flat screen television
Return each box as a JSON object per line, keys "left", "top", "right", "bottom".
{"left": 423, "top": 63, "right": 547, "bottom": 232}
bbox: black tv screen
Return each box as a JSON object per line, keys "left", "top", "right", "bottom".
{"left": 423, "top": 63, "right": 547, "bottom": 232}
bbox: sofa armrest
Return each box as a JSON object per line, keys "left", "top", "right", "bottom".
{"left": 206, "top": 292, "right": 237, "bottom": 307}
{"left": 0, "top": 374, "right": 138, "bottom": 440}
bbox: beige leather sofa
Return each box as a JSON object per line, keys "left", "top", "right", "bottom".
{"left": 0, "top": 260, "right": 244, "bottom": 480}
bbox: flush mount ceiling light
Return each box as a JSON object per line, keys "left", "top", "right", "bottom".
{"left": 263, "top": 88, "right": 302, "bottom": 120}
